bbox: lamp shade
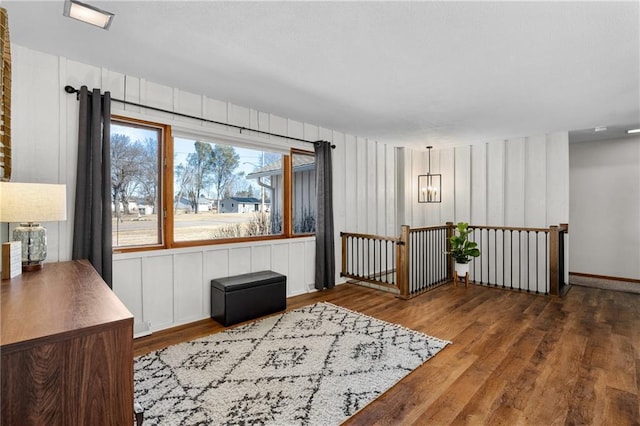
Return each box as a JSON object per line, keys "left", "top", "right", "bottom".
{"left": 0, "top": 182, "right": 67, "bottom": 223}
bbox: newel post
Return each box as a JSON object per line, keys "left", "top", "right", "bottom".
{"left": 446, "top": 222, "right": 454, "bottom": 281}
{"left": 549, "top": 225, "right": 560, "bottom": 296}
{"left": 559, "top": 223, "right": 569, "bottom": 295}
{"left": 397, "top": 225, "right": 411, "bottom": 299}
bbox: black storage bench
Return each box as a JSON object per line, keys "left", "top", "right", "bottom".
{"left": 211, "top": 270, "right": 286, "bottom": 326}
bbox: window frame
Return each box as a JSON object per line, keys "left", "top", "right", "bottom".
{"left": 111, "top": 115, "right": 171, "bottom": 254}
{"left": 111, "top": 115, "right": 316, "bottom": 253}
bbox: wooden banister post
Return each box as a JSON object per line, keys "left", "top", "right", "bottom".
{"left": 446, "top": 222, "right": 454, "bottom": 281}
{"left": 549, "top": 225, "right": 560, "bottom": 296}
{"left": 397, "top": 225, "right": 410, "bottom": 299}
{"left": 559, "top": 223, "right": 569, "bottom": 295}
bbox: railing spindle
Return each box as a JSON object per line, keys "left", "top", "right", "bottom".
{"left": 509, "top": 230, "right": 513, "bottom": 289}
{"left": 518, "top": 230, "right": 522, "bottom": 290}
{"left": 526, "top": 231, "right": 530, "bottom": 292}
{"left": 535, "top": 231, "right": 539, "bottom": 294}
{"left": 545, "top": 232, "right": 548, "bottom": 294}
{"left": 502, "top": 230, "right": 505, "bottom": 288}
{"left": 479, "top": 230, "right": 483, "bottom": 285}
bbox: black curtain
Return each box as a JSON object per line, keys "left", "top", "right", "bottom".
{"left": 72, "top": 86, "right": 112, "bottom": 287}
{"left": 314, "top": 140, "right": 335, "bottom": 290}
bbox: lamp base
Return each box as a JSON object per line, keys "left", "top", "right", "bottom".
{"left": 22, "top": 262, "right": 43, "bottom": 272}
{"left": 12, "top": 223, "right": 48, "bottom": 269}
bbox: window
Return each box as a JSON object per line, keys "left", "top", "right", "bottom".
{"left": 292, "top": 150, "right": 316, "bottom": 234}
{"left": 173, "top": 137, "right": 284, "bottom": 242}
{"left": 111, "top": 117, "right": 315, "bottom": 251}
{"left": 110, "top": 118, "right": 164, "bottom": 249}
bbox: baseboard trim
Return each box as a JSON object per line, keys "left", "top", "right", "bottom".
{"left": 569, "top": 272, "right": 640, "bottom": 284}
{"left": 569, "top": 272, "right": 640, "bottom": 294}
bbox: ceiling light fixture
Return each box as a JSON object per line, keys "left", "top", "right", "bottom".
{"left": 594, "top": 126, "right": 607, "bottom": 132}
{"left": 418, "top": 146, "right": 441, "bottom": 203}
{"left": 63, "top": 0, "right": 114, "bottom": 30}
{"left": 627, "top": 128, "right": 640, "bottom": 134}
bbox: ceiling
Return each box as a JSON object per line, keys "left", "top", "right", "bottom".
{"left": 4, "top": 1, "right": 640, "bottom": 148}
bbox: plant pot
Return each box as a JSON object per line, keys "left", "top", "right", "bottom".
{"left": 454, "top": 262, "right": 470, "bottom": 278}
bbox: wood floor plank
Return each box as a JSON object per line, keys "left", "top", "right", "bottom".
{"left": 498, "top": 365, "right": 543, "bottom": 412}
{"left": 604, "top": 386, "right": 640, "bottom": 426}
{"left": 605, "top": 334, "right": 638, "bottom": 394}
{"left": 133, "top": 282, "right": 640, "bottom": 424}
{"left": 495, "top": 328, "right": 546, "bottom": 381}
{"left": 485, "top": 406, "right": 527, "bottom": 425}
{"left": 415, "top": 359, "right": 502, "bottom": 424}
{"left": 522, "top": 328, "right": 588, "bottom": 424}
{"left": 451, "top": 376, "right": 510, "bottom": 425}
{"left": 565, "top": 366, "right": 605, "bottom": 425}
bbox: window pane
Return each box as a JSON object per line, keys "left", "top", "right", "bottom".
{"left": 292, "top": 151, "right": 316, "bottom": 234}
{"left": 111, "top": 121, "right": 162, "bottom": 247}
{"left": 173, "top": 138, "right": 283, "bottom": 241}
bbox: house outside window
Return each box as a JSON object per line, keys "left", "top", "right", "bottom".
{"left": 291, "top": 151, "right": 316, "bottom": 234}
{"left": 246, "top": 149, "right": 315, "bottom": 235}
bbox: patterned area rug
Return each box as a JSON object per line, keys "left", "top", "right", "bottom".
{"left": 134, "top": 302, "right": 450, "bottom": 425}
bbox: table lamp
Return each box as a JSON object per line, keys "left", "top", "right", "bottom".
{"left": 0, "top": 182, "right": 67, "bottom": 271}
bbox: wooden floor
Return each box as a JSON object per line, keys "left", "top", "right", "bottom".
{"left": 134, "top": 283, "right": 640, "bottom": 425}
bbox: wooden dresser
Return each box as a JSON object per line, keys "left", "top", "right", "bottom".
{"left": 1, "top": 260, "right": 134, "bottom": 425}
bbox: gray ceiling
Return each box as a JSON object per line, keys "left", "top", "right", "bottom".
{"left": 4, "top": 1, "right": 640, "bottom": 148}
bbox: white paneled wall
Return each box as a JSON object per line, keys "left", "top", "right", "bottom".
{"left": 440, "top": 148, "right": 455, "bottom": 225}
{"left": 113, "top": 239, "right": 316, "bottom": 332}
{"left": 471, "top": 143, "right": 487, "bottom": 226}
{"left": 505, "top": 138, "right": 526, "bottom": 226}
{"left": 400, "top": 133, "right": 569, "bottom": 229}
{"left": 487, "top": 141, "right": 506, "bottom": 225}
{"left": 525, "top": 135, "right": 548, "bottom": 227}
{"left": 454, "top": 146, "right": 471, "bottom": 223}
{"left": 11, "top": 44, "right": 397, "bottom": 333}
{"left": 546, "top": 132, "right": 570, "bottom": 227}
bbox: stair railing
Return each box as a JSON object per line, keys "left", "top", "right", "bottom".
{"left": 340, "top": 222, "right": 568, "bottom": 298}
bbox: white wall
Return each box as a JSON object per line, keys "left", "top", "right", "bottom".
{"left": 398, "top": 133, "right": 570, "bottom": 229}
{"left": 569, "top": 137, "right": 640, "bottom": 280}
{"left": 11, "top": 44, "right": 397, "bottom": 333}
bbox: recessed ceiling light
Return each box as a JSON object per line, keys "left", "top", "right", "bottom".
{"left": 63, "top": 0, "right": 114, "bottom": 30}
{"left": 594, "top": 126, "right": 607, "bottom": 132}
{"left": 627, "top": 128, "right": 640, "bottom": 134}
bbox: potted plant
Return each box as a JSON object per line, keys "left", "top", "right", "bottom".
{"left": 447, "top": 222, "right": 480, "bottom": 277}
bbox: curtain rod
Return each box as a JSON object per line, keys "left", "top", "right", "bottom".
{"left": 64, "top": 85, "right": 335, "bottom": 149}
